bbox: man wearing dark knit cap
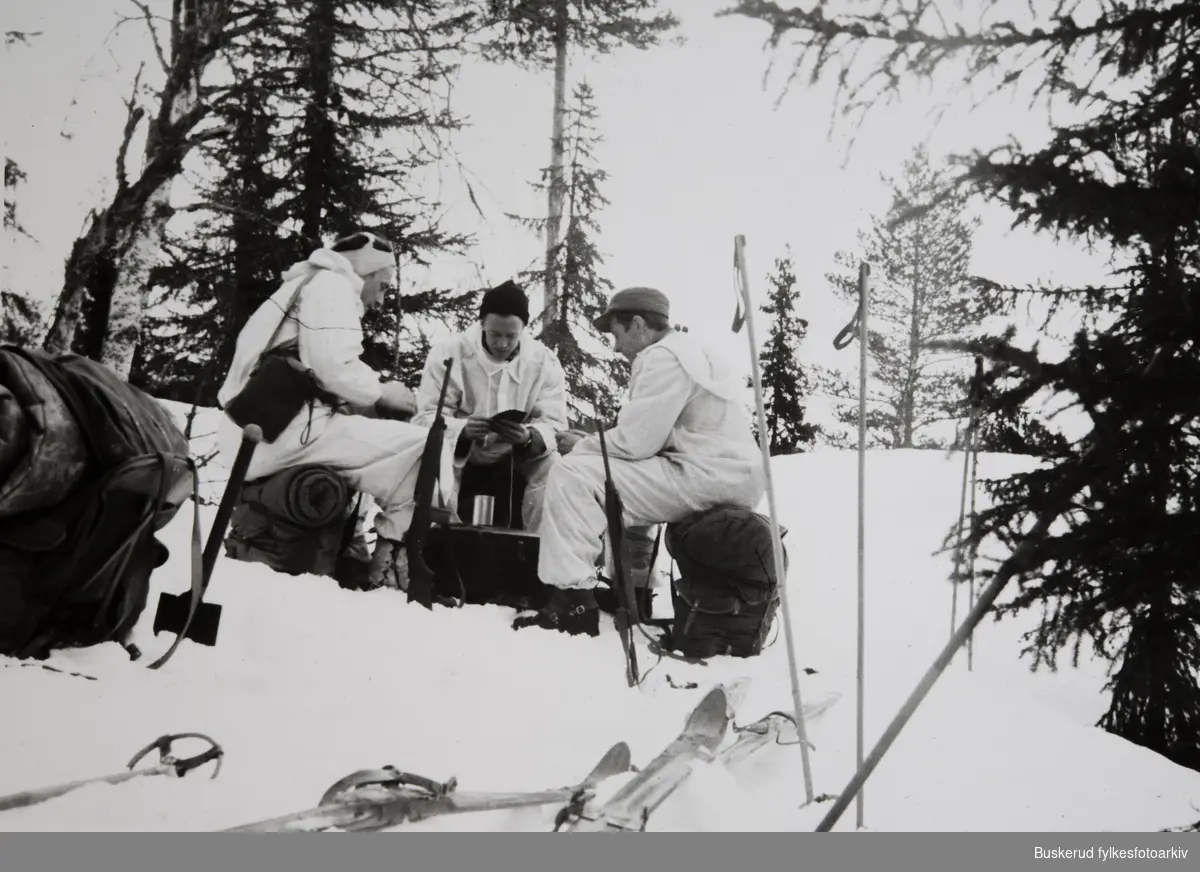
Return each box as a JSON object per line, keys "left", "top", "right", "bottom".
{"left": 411, "top": 279, "right": 569, "bottom": 530}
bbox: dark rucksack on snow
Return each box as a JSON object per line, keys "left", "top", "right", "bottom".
{"left": 0, "top": 345, "right": 196, "bottom": 662}
{"left": 662, "top": 506, "right": 785, "bottom": 660}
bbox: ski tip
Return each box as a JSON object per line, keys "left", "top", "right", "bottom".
{"left": 684, "top": 685, "right": 733, "bottom": 741}
{"left": 586, "top": 742, "right": 634, "bottom": 784}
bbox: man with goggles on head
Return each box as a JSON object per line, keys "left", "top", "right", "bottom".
{"left": 217, "top": 230, "right": 437, "bottom": 592}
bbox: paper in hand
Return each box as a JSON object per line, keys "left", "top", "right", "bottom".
{"left": 487, "top": 408, "right": 532, "bottom": 431}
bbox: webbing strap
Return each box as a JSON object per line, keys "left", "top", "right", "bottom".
{"left": 147, "top": 459, "right": 204, "bottom": 670}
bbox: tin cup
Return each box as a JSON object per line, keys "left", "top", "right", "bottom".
{"left": 472, "top": 495, "right": 496, "bottom": 527}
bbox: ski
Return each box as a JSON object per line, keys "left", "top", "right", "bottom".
{"left": 557, "top": 683, "right": 735, "bottom": 832}
{"left": 222, "top": 740, "right": 633, "bottom": 833}
{"left": 0, "top": 733, "right": 223, "bottom": 814}
{"left": 718, "top": 691, "right": 842, "bottom": 770}
{"left": 556, "top": 688, "right": 841, "bottom": 832}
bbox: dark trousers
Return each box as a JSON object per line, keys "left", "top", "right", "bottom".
{"left": 456, "top": 456, "right": 530, "bottom": 530}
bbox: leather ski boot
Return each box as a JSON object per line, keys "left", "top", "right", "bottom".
{"left": 512, "top": 585, "right": 600, "bottom": 637}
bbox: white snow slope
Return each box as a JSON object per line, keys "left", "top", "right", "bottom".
{"left": 1, "top": 403, "right": 1198, "bottom": 832}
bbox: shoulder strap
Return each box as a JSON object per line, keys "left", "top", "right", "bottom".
{"left": 258, "top": 271, "right": 322, "bottom": 364}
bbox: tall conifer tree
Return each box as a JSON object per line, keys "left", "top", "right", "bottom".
{"left": 756, "top": 248, "right": 817, "bottom": 454}
{"left": 133, "top": 1, "right": 480, "bottom": 399}
{"left": 478, "top": 0, "right": 678, "bottom": 336}
{"left": 728, "top": 0, "right": 1200, "bottom": 773}
{"left": 513, "top": 81, "right": 628, "bottom": 426}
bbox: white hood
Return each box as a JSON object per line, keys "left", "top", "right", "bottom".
{"left": 649, "top": 330, "right": 742, "bottom": 402}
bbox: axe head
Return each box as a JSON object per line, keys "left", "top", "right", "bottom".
{"left": 153, "top": 593, "right": 222, "bottom": 647}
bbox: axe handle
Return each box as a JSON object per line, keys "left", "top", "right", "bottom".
{"left": 202, "top": 424, "right": 263, "bottom": 585}
{"left": 146, "top": 424, "right": 262, "bottom": 669}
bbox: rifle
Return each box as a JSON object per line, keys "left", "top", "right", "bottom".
{"left": 597, "top": 426, "right": 640, "bottom": 688}
{"left": 406, "top": 358, "right": 454, "bottom": 610}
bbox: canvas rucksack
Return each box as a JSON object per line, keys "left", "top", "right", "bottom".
{"left": 0, "top": 345, "right": 197, "bottom": 663}
{"left": 661, "top": 505, "right": 785, "bottom": 660}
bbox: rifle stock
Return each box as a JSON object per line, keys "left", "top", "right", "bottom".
{"left": 406, "top": 358, "right": 454, "bottom": 610}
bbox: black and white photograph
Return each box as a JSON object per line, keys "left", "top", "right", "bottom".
{"left": 2, "top": 0, "right": 1200, "bottom": 852}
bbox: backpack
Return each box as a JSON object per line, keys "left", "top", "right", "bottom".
{"left": 0, "top": 345, "right": 197, "bottom": 662}
{"left": 224, "top": 464, "right": 370, "bottom": 588}
{"left": 661, "top": 506, "right": 785, "bottom": 660}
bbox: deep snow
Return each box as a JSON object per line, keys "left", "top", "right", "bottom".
{"left": 1, "top": 403, "right": 1198, "bottom": 832}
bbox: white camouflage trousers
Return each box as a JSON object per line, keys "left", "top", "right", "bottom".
{"left": 220, "top": 408, "right": 433, "bottom": 543}
{"left": 537, "top": 452, "right": 765, "bottom": 590}
{"left": 518, "top": 451, "right": 555, "bottom": 532}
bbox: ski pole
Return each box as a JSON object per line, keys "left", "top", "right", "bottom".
{"left": 832, "top": 261, "right": 871, "bottom": 827}
{"left": 732, "top": 235, "right": 815, "bottom": 805}
{"left": 0, "top": 733, "right": 223, "bottom": 813}
{"left": 815, "top": 450, "right": 1098, "bottom": 832}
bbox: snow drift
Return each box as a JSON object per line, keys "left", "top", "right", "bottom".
{"left": 1, "top": 403, "right": 1197, "bottom": 832}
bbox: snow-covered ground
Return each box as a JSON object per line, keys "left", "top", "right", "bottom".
{"left": 2, "top": 403, "right": 1198, "bottom": 832}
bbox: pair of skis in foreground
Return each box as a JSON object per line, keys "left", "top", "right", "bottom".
{"left": 0, "top": 684, "right": 837, "bottom": 831}
{"left": 223, "top": 684, "right": 840, "bottom": 833}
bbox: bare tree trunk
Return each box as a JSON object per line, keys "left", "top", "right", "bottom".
{"left": 43, "top": 234, "right": 109, "bottom": 356}
{"left": 298, "top": 0, "right": 338, "bottom": 244}
{"left": 43, "top": 80, "right": 148, "bottom": 358}
{"left": 101, "top": 76, "right": 201, "bottom": 378}
{"left": 42, "top": 1, "right": 236, "bottom": 374}
{"left": 542, "top": 0, "right": 569, "bottom": 335}
{"left": 902, "top": 233, "right": 923, "bottom": 447}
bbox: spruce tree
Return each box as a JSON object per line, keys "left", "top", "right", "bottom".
{"left": 131, "top": 77, "right": 291, "bottom": 403}
{"left": 242, "top": 0, "right": 479, "bottom": 383}
{"left": 727, "top": 0, "right": 1200, "bottom": 773}
{"left": 132, "top": 1, "right": 480, "bottom": 400}
{"left": 513, "top": 81, "right": 628, "bottom": 426}
{"left": 478, "top": 0, "right": 679, "bottom": 336}
{"left": 973, "top": 366, "right": 1072, "bottom": 458}
{"left": 756, "top": 248, "right": 817, "bottom": 454}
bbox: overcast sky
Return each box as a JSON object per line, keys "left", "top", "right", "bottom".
{"left": 4, "top": 0, "right": 1116, "bottom": 389}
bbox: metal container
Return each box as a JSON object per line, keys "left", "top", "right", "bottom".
{"left": 472, "top": 494, "right": 496, "bottom": 527}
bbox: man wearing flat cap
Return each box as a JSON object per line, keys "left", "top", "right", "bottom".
{"left": 412, "top": 279, "right": 569, "bottom": 530}
{"left": 514, "top": 287, "right": 766, "bottom": 636}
